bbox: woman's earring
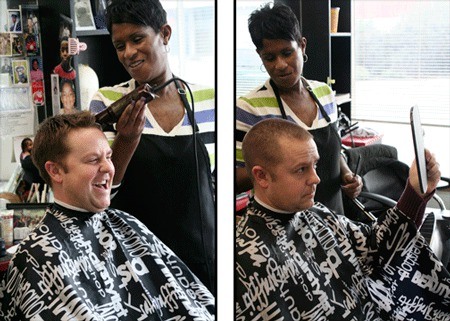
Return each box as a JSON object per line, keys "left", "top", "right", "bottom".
{"left": 165, "top": 44, "right": 170, "bottom": 53}
{"left": 303, "top": 54, "right": 308, "bottom": 63}
{"left": 260, "top": 64, "right": 266, "bottom": 73}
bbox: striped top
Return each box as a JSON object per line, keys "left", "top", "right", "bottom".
{"left": 90, "top": 78, "right": 216, "bottom": 171}
{"left": 236, "top": 77, "right": 337, "bottom": 166}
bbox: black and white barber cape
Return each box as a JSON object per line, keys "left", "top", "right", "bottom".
{"left": 235, "top": 201, "right": 450, "bottom": 321}
{"left": 0, "top": 203, "right": 215, "bottom": 320}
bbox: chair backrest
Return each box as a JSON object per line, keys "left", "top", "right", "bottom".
{"left": 344, "top": 144, "right": 409, "bottom": 214}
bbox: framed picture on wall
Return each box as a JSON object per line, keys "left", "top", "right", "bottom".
{"left": 0, "top": 57, "right": 12, "bottom": 86}
{"left": 51, "top": 73, "right": 60, "bottom": 115}
{"left": 21, "top": 6, "right": 40, "bottom": 35}
{"left": 12, "top": 60, "right": 29, "bottom": 85}
{"left": 0, "top": 33, "right": 12, "bottom": 57}
{"left": 74, "top": 0, "right": 96, "bottom": 31}
{"left": 8, "top": 9, "right": 22, "bottom": 33}
{"left": 11, "top": 34, "right": 24, "bottom": 56}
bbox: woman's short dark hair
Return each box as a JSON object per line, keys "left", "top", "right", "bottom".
{"left": 248, "top": 2, "right": 302, "bottom": 51}
{"left": 21, "top": 138, "right": 32, "bottom": 152}
{"left": 106, "top": 0, "right": 167, "bottom": 33}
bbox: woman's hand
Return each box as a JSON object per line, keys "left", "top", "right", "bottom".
{"left": 409, "top": 149, "right": 440, "bottom": 197}
{"left": 341, "top": 173, "right": 363, "bottom": 199}
{"left": 115, "top": 96, "right": 147, "bottom": 141}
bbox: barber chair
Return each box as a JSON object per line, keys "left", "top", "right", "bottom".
{"left": 343, "top": 144, "right": 450, "bottom": 269}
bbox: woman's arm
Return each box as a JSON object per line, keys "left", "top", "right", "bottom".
{"left": 340, "top": 154, "right": 363, "bottom": 199}
{"left": 111, "top": 97, "right": 147, "bottom": 185}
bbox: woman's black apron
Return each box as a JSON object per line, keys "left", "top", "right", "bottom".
{"left": 271, "top": 79, "right": 344, "bottom": 213}
{"left": 111, "top": 81, "right": 216, "bottom": 294}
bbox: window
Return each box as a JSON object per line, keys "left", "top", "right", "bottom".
{"left": 236, "top": 0, "right": 268, "bottom": 98}
{"left": 165, "top": 1, "right": 215, "bottom": 88}
{"left": 352, "top": 0, "right": 450, "bottom": 127}
{"left": 352, "top": 0, "right": 450, "bottom": 177}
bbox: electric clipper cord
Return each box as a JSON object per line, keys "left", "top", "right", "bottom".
{"left": 95, "top": 83, "right": 156, "bottom": 126}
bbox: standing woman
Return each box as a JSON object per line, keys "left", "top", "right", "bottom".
{"left": 89, "top": 0, "right": 216, "bottom": 293}
{"left": 19, "top": 137, "right": 45, "bottom": 193}
{"left": 236, "top": 3, "right": 362, "bottom": 214}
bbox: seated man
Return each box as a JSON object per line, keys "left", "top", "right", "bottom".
{"left": 235, "top": 118, "right": 449, "bottom": 321}
{"left": 0, "top": 111, "right": 215, "bottom": 320}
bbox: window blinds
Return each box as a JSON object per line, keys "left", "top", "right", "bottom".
{"left": 352, "top": 0, "right": 450, "bottom": 127}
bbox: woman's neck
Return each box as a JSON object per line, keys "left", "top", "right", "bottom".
{"left": 276, "top": 77, "right": 304, "bottom": 96}
{"left": 277, "top": 81, "right": 308, "bottom": 102}
{"left": 143, "top": 71, "right": 176, "bottom": 96}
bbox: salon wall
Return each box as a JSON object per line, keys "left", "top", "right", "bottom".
{"left": 0, "top": 0, "right": 44, "bottom": 181}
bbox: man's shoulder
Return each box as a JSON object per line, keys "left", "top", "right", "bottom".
{"left": 104, "top": 207, "right": 155, "bottom": 234}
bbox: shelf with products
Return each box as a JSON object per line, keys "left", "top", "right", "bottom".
{"left": 330, "top": 32, "right": 351, "bottom": 38}
{"left": 76, "top": 29, "right": 109, "bottom": 37}
{"left": 300, "top": 0, "right": 353, "bottom": 119}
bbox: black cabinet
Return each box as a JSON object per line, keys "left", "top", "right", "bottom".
{"left": 299, "top": 0, "right": 352, "bottom": 119}
{"left": 39, "top": 0, "right": 129, "bottom": 117}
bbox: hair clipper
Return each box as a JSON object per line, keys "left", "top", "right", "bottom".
{"left": 95, "top": 83, "right": 155, "bottom": 126}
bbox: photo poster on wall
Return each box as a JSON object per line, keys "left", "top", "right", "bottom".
{"left": 0, "top": 4, "right": 36, "bottom": 116}
{"left": 74, "top": 0, "right": 96, "bottom": 31}
{"left": 12, "top": 59, "right": 28, "bottom": 85}
{"left": 0, "top": 3, "right": 45, "bottom": 121}
{"left": 50, "top": 73, "right": 60, "bottom": 116}
{"left": 0, "top": 3, "right": 43, "bottom": 182}
{"left": 53, "top": 14, "right": 79, "bottom": 116}
{"left": 0, "top": 33, "right": 12, "bottom": 56}
{"left": 22, "top": 3, "right": 45, "bottom": 122}
{"left": 7, "top": 9, "right": 22, "bottom": 33}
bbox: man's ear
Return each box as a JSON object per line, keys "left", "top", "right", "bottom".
{"left": 252, "top": 165, "right": 271, "bottom": 189}
{"left": 160, "top": 24, "right": 172, "bottom": 45}
{"left": 44, "top": 161, "right": 63, "bottom": 184}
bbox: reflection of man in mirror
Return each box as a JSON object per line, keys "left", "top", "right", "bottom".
{"left": 53, "top": 37, "right": 76, "bottom": 80}
{"left": 10, "top": 13, "right": 21, "bottom": 32}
